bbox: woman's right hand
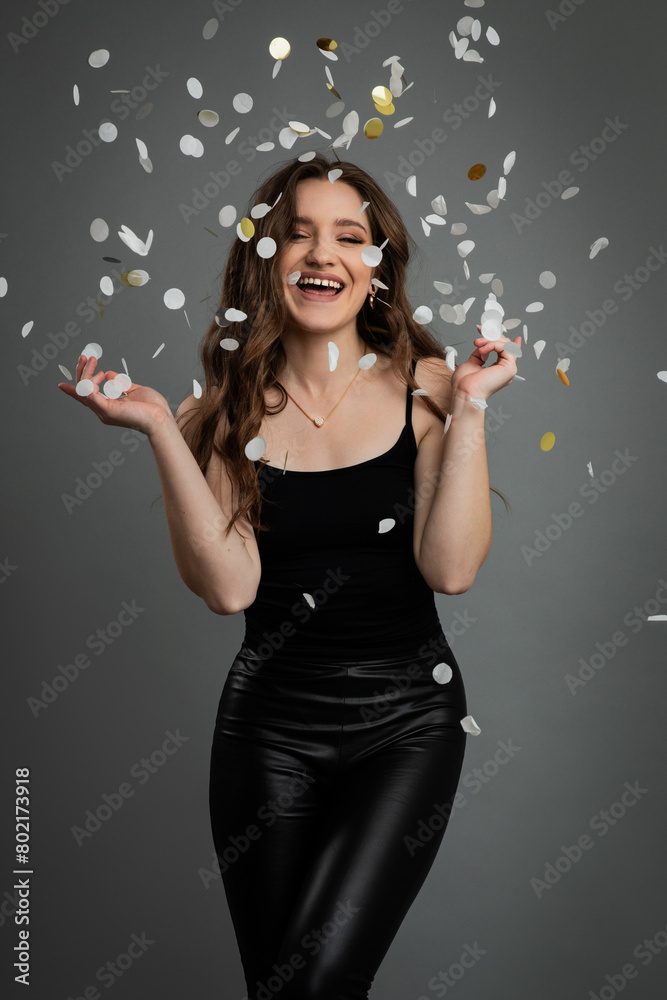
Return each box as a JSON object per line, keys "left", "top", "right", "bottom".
{"left": 57, "top": 353, "right": 174, "bottom": 438}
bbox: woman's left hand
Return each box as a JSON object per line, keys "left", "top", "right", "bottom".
{"left": 451, "top": 334, "right": 521, "bottom": 402}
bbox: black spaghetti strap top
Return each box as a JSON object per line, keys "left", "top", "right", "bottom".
{"left": 244, "top": 358, "right": 441, "bottom": 662}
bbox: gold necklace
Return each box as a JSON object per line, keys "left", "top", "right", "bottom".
{"left": 278, "top": 347, "right": 367, "bottom": 428}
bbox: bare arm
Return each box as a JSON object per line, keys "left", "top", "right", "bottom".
{"left": 149, "top": 397, "right": 262, "bottom": 615}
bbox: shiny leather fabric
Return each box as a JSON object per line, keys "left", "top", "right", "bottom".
{"left": 208, "top": 360, "right": 469, "bottom": 999}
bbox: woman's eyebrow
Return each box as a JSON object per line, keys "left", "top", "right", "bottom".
{"left": 293, "top": 215, "right": 369, "bottom": 235}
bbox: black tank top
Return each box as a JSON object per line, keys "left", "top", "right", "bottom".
{"left": 243, "top": 358, "right": 441, "bottom": 662}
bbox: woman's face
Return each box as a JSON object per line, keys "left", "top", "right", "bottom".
{"left": 278, "top": 176, "right": 376, "bottom": 338}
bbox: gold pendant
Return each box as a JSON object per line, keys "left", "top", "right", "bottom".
{"left": 314, "top": 417, "right": 324, "bottom": 427}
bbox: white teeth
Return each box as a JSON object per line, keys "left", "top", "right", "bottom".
{"left": 298, "top": 276, "right": 343, "bottom": 289}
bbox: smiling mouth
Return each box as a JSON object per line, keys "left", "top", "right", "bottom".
{"left": 295, "top": 278, "right": 345, "bottom": 298}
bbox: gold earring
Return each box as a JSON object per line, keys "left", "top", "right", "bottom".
{"left": 368, "top": 289, "right": 375, "bottom": 309}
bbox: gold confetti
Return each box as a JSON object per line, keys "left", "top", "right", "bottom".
{"left": 374, "top": 101, "right": 395, "bottom": 115}
{"left": 540, "top": 432, "right": 556, "bottom": 452}
{"left": 364, "top": 118, "right": 384, "bottom": 139}
{"left": 467, "top": 163, "right": 487, "bottom": 181}
{"left": 269, "top": 37, "right": 291, "bottom": 60}
{"left": 316, "top": 38, "right": 338, "bottom": 51}
{"left": 239, "top": 217, "right": 255, "bottom": 239}
{"left": 120, "top": 270, "right": 143, "bottom": 287}
{"left": 372, "top": 85, "right": 392, "bottom": 107}
{"left": 557, "top": 369, "right": 570, "bottom": 386}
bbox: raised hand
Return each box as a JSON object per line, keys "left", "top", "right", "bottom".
{"left": 451, "top": 334, "right": 521, "bottom": 402}
{"left": 57, "top": 353, "right": 174, "bottom": 437}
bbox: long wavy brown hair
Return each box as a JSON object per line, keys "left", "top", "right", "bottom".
{"left": 170, "top": 152, "right": 508, "bottom": 537}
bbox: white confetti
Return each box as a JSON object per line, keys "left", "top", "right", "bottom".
{"left": 433, "top": 663, "right": 453, "bottom": 684}
{"left": 219, "top": 338, "right": 239, "bottom": 351}
{"left": 488, "top": 97, "right": 496, "bottom": 118}
{"left": 199, "top": 110, "right": 219, "bottom": 128}
{"left": 406, "top": 176, "right": 417, "bottom": 197}
{"left": 420, "top": 217, "right": 431, "bottom": 237}
{"left": 298, "top": 151, "right": 318, "bottom": 161}
{"left": 328, "top": 168, "right": 343, "bottom": 183}
{"left": 466, "top": 202, "right": 492, "bottom": 215}
{"left": 98, "top": 122, "right": 117, "bottom": 143}
{"left": 328, "top": 341, "right": 339, "bottom": 371}
{"left": 413, "top": 306, "right": 433, "bottom": 325}
{"left": 557, "top": 358, "right": 570, "bottom": 373}
{"left": 445, "top": 346, "right": 458, "bottom": 371}
{"left": 135, "top": 138, "right": 148, "bottom": 159}
{"left": 250, "top": 203, "right": 272, "bottom": 219}
{"left": 359, "top": 353, "right": 377, "bottom": 370}
{"left": 342, "top": 111, "right": 359, "bottom": 135}
{"left": 460, "top": 715, "right": 481, "bottom": 735}
{"left": 187, "top": 77, "right": 203, "bottom": 99}
{"left": 102, "top": 379, "right": 122, "bottom": 399}
{"left": 378, "top": 518, "right": 396, "bottom": 534}
{"left": 361, "top": 245, "right": 383, "bottom": 267}
{"left": 118, "top": 225, "right": 153, "bottom": 256}
{"left": 244, "top": 436, "right": 265, "bottom": 461}
{"left": 100, "top": 276, "right": 114, "bottom": 296}
{"left": 82, "top": 343, "right": 102, "bottom": 359}
{"left": 498, "top": 177, "right": 507, "bottom": 200}
{"left": 88, "top": 49, "right": 110, "bottom": 68}
{"left": 503, "top": 150, "right": 516, "bottom": 175}
{"left": 589, "top": 237, "right": 609, "bottom": 259}
{"left": 358, "top": 201, "right": 370, "bottom": 216}
{"left": 561, "top": 187, "right": 579, "bottom": 200}
{"left": 525, "top": 302, "right": 544, "bottom": 313}
{"left": 470, "top": 397, "right": 487, "bottom": 410}
{"left": 431, "top": 195, "right": 447, "bottom": 216}
{"left": 533, "top": 340, "right": 546, "bottom": 360}
{"left": 451, "top": 223, "right": 467, "bottom": 236}
{"left": 486, "top": 25, "right": 500, "bottom": 45}
{"left": 73, "top": 84, "right": 80, "bottom": 106}
{"left": 425, "top": 214, "right": 448, "bottom": 226}
{"left": 487, "top": 190, "right": 500, "bottom": 209}
{"left": 225, "top": 308, "right": 247, "bottom": 322}
{"left": 164, "top": 288, "right": 185, "bottom": 310}
{"left": 657, "top": 371, "right": 667, "bottom": 383}
{"left": 491, "top": 278, "right": 504, "bottom": 297}
{"left": 304, "top": 593, "right": 316, "bottom": 610}
{"left": 434, "top": 281, "right": 453, "bottom": 295}
{"left": 75, "top": 379, "right": 95, "bottom": 397}
{"left": 225, "top": 127, "right": 240, "bottom": 144}
{"left": 587, "top": 461, "right": 594, "bottom": 477}
{"left": 219, "top": 205, "right": 237, "bottom": 227}
{"left": 286, "top": 271, "right": 301, "bottom": 284}
{"left": 257, "top": 237, "right": 277, "bottom": 259}
{"left": 202, "top": 18, "right": 218, "bottom": 39}
{"left": 22, "top": 321, "right": 34, "bottom": 338}
{"left": 648, "top": 615, "right": 667, "bottom": 621}
{"left": 457, "top": 240, "right": 475, "bottom": 258}
{"left": 479, "top": 273, "right": 495, "bottom": 284}
{"left": 90, "top": 218, "right": 109, "bottom": 242}
{"left": 0, "top": 277, "right": 7, "bottom": 297}
{"left": 233, "top": 92, "right": 253, "bottom": 114}
{"left": 394, "top": 117, "right": 413, "bottom": 128}
{"left": 539, "top": 270, "right": 556, "bottom": 289}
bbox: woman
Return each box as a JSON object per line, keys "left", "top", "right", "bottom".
{"left": 58, "top": 152, "right": 519, "bottom": 999}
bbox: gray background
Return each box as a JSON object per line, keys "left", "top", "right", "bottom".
{"left": 2, "top": 0, "right": 666, "bottom": 997}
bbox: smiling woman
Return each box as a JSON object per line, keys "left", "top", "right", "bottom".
{"left": 58, "top": 150, "right": 519, "bottom": 1000}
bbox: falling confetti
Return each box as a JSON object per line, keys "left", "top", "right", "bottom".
{"left": 561, "top": 187, "right": 579, "bottom": 200}
{"left": 460, "top": 715, "right": 481, "bottom": 735}
{"left": 433, "top": 663, "right": 453, "bottom": 684}
{"left": 328, "top": 168, "right": 343, "bottom": 183}
{"left": 187, "top": 77, "right": 203, "bottom": 99}
{"left": 557, "top": 369, "right": 570, "bottom": 386}
{"left": 90, "top": 218, "right": 109, "bottom": 242}
{"left": 88, "top": 49, "right": 110, "bottom": 68}
{"left": 98, "top": 122, "right": 117, "bottom": 143}
{"left": 378, "top": 518, "right": 396, "bottom": 533}
{"left": 233, "top": 92, "right": 253, "bottom": 114}
{"left": 225, "top": 308, "right": 247, "bottom": 322}
{"left": 589, "top": 237, "right": 609, "bottom": 259}
{"left": 328, "top": 342, "right": 339, "bottom": 371}
{"left": 406, "top": 176, "right": 417, "bottom": 197}
{"left": 256, "top": 237, "right": 277, "bottom": 259}
{"left": 202, "top": 18, "right": 218, "bottom": 39}
{"left": 540, "top": 432, "right": 556, "bottom": 452}
{"left": 364, "top": 118, "right": 384, "bottom": 139}
{"left": 164, "top": 288, "right": 185, "bottom": 310}
{"left": 220, "top": 339, "right": 239, "bottom": 351}
{"left": 533, "top": 340, "right": 546, "bottom": 360}
{"left": 245, "top": 436, "right": 265, "bottom": 461}
{"left": 468, "top": 163, "right": 486, "bottom": 180}
{"left": 269, "top": 37, "right": 291, "bottom": 59}
{"left": 413, "top": 306, "right": 433, "bottom": 324}
{"left": 539, "top": 271, "right": 556, "bottom": 288}
{"left": 219, "top": 205, "right": 236, "bottom": 227}
{"left": 198, "top": 110, "right": 219, "bottom": 127}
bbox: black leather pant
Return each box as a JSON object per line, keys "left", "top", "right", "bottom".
{"left": 209, "top": 625, "right": 467, "bottom": 1000}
